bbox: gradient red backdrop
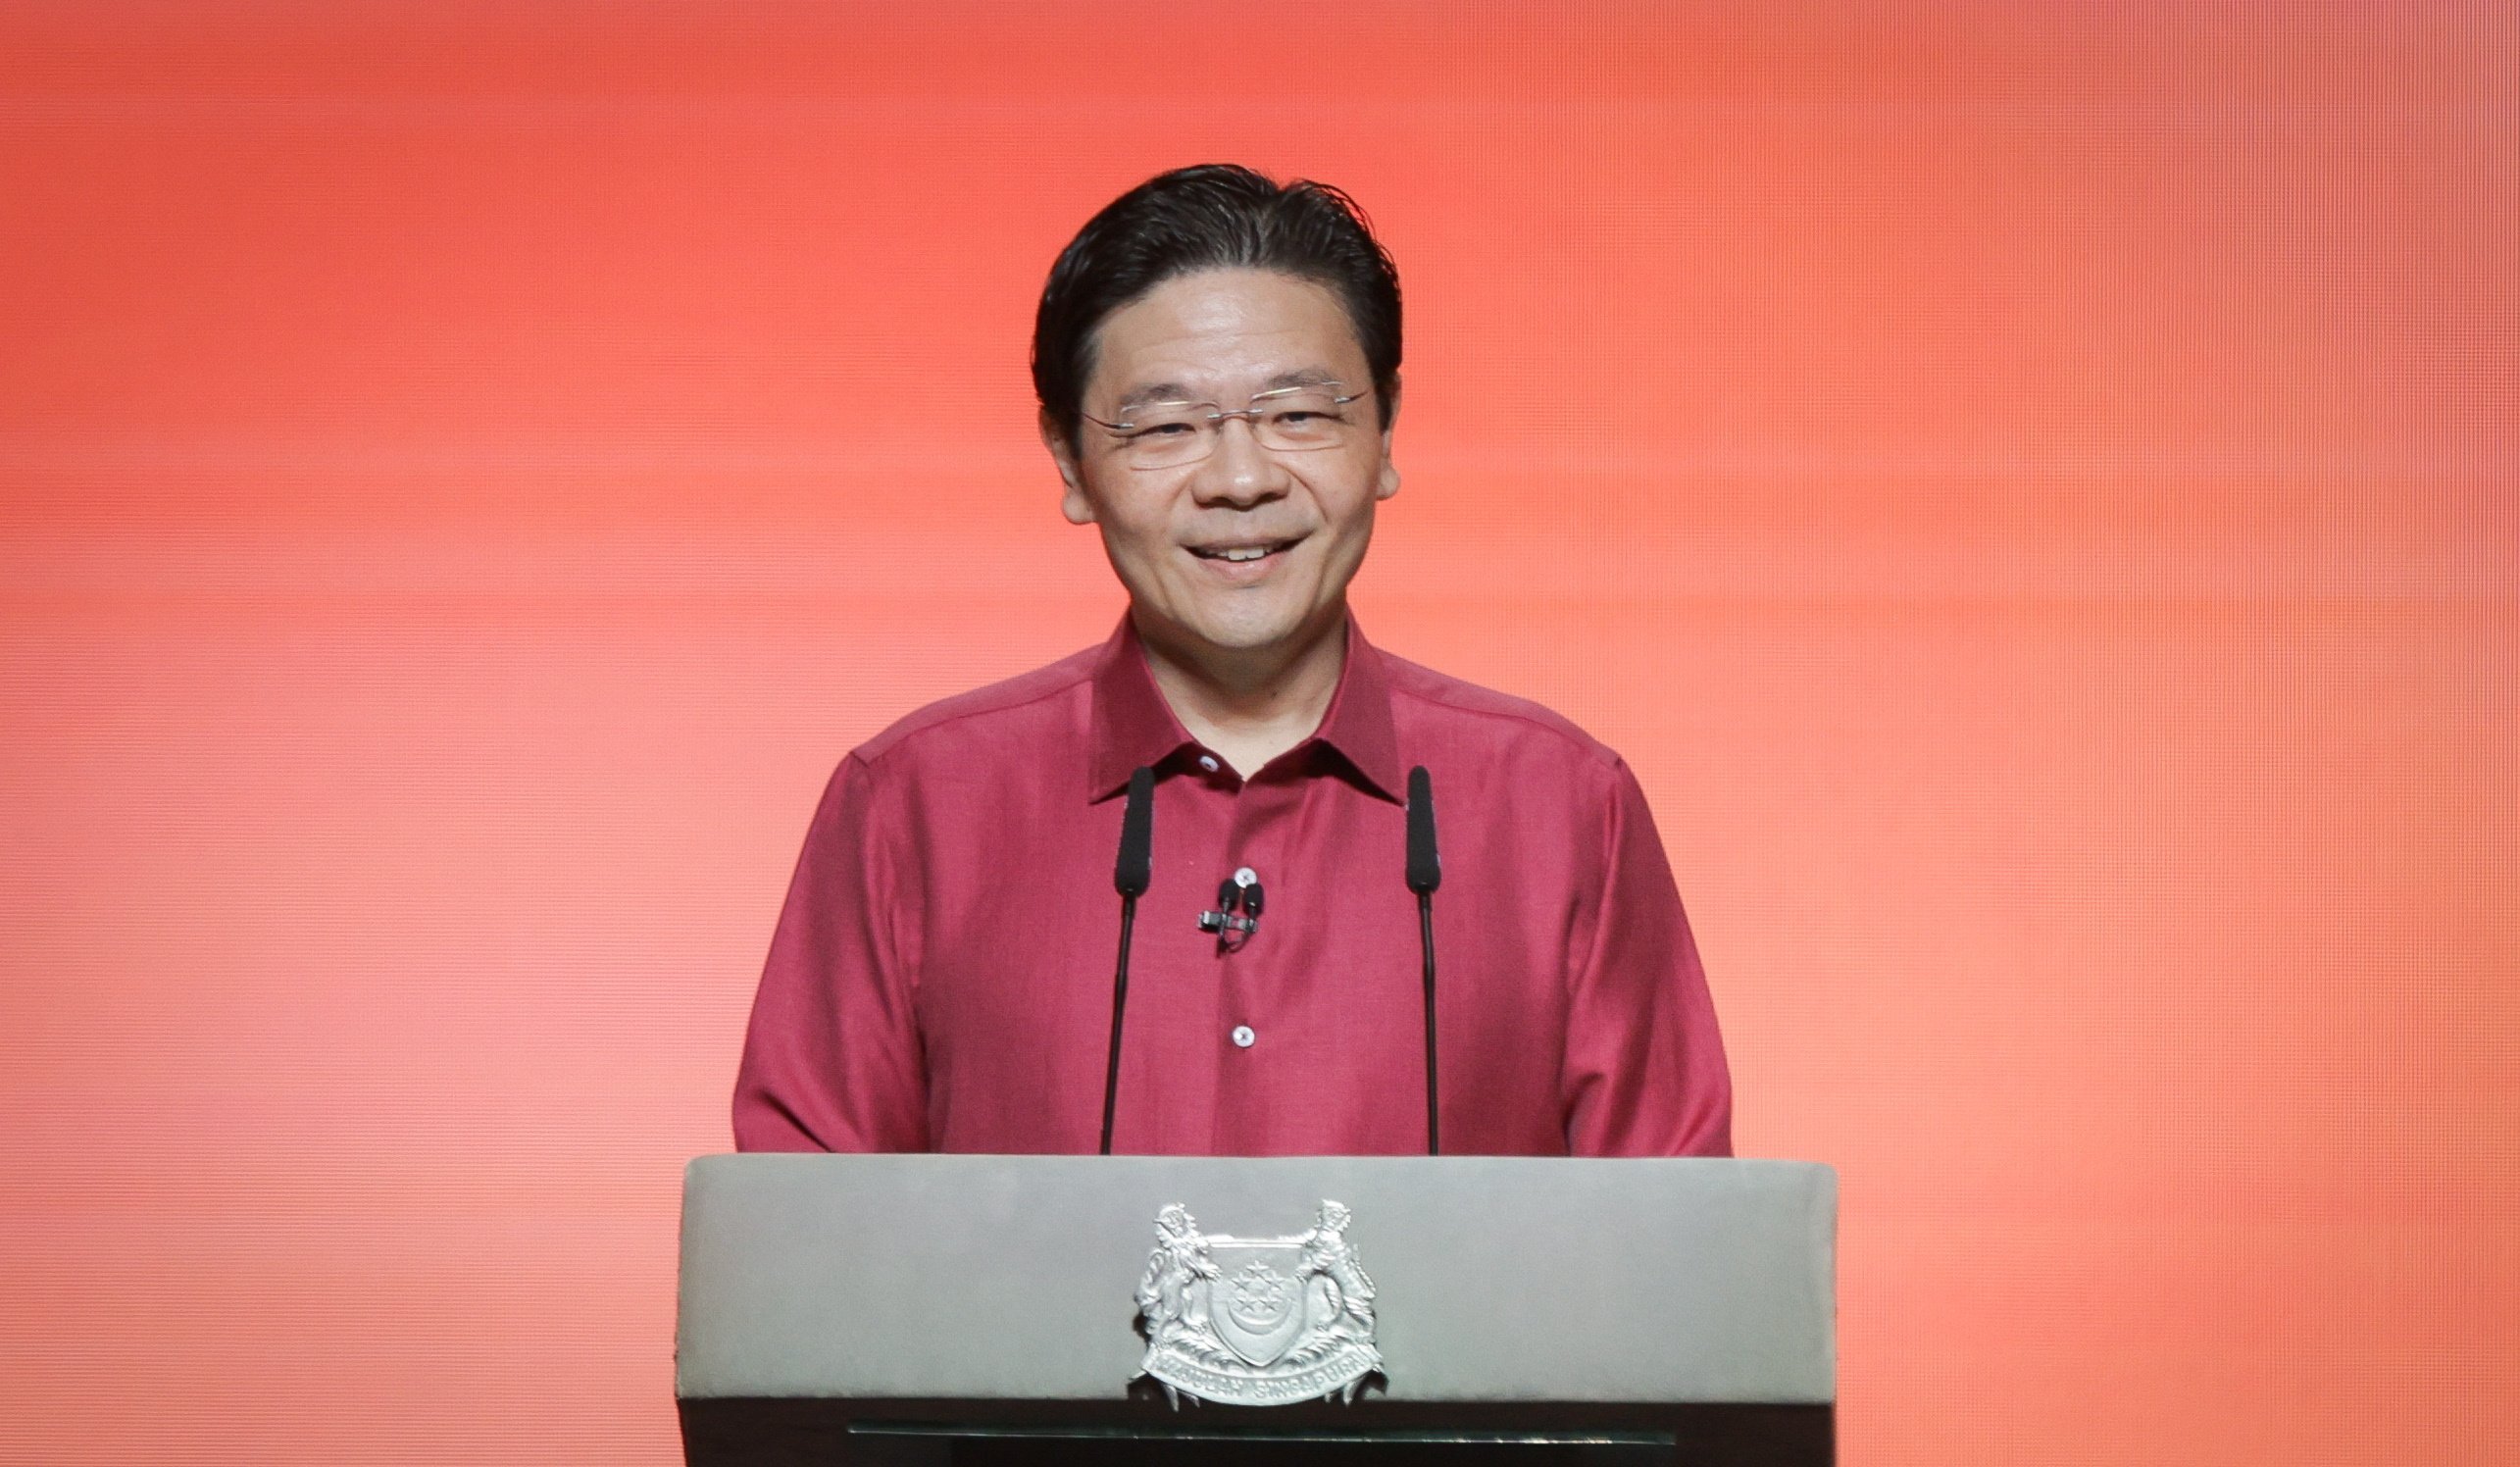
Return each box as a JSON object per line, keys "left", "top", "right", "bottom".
{"left": 3, "top": 4, "right": 2513, "bottom": 1463}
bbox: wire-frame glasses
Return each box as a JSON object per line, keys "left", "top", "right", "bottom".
{"left": 1080, "top": 382, "right": 1369, "bottom": 471}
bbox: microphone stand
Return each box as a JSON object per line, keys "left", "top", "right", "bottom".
{"left": 1101, "top": 767, "right": 1155, "bottom": 1155}
{"left": 1407, "top": 766, "right": 1441, "bottom": 1155}
{"left": 1416, "top": 889, "right": 1438, "bottom": 1155}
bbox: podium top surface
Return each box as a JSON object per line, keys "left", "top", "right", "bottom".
{"left": 677, "top": 1153, "right": 1835, "bottom": 1407}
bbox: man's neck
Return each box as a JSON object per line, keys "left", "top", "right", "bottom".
{"left": 1135, "top": 607, "right": 1348, "bottom": 780}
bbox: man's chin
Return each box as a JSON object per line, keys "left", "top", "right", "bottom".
{"left": 1141, "top": 600, "right": 1339, "bottom": 664}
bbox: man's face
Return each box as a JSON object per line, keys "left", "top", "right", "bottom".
{"left": 1045, "top": 268, "right": 1399, "bottom": 663}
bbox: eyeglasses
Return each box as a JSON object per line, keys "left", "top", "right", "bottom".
{"left": 1080, "top": 382, "right": 1370, "bottom": 471}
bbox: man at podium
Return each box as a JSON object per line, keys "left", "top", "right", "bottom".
{"left": 733, "top": 165, "right": 1730, "bottom": 1159}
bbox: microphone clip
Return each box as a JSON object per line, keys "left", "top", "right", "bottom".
{"left": 1197, "top": 869, "right": 1264, "bottom": 949}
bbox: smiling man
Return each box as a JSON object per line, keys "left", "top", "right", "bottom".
{"left": 733, "top": 165, "right": 1731, "bottom": 1157}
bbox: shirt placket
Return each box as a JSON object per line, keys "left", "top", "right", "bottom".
{"left": 1207, "top": 762, "right": 1304, "bottom": 1153}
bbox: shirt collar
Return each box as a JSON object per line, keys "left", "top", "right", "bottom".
{"left": 1085, "top": 612, "right": 1406, "bottom": 805}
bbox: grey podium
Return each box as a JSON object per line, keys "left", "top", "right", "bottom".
{"left": 678, "top": 1154, "right": 1836, "bottom": 1464}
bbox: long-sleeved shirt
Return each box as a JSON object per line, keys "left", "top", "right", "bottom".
{"left": 733, "top": 614, "right": 1732, "bottom": 1156}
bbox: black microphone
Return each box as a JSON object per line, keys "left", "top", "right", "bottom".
{"left": 1197, "top": 869, "right": 1262, "bottom": 942}
{"left": 1101, "top": 766, "right": 1154, "bottom": 1155}
{"left": 1406, "top": 768, "right": 1441, "bottom": 895}
{"left": 1406, "top": 766, "right": 1440, "bottom": 1155}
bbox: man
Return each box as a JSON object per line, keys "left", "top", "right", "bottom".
{"left": 733, "top": 164, "right": 1730, "bottom": 1156}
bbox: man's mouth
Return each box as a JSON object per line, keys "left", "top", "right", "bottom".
{"left": 1188, "top": 537, "right": 1301, "bottom": 565}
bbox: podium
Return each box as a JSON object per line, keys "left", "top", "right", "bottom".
{"left": 678, "top": 1154, "right": 1835, "bottom": 1464}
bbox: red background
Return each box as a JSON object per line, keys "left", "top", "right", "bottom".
{"left": 3, "top": 4, "right": 2513, "bottom": 1462}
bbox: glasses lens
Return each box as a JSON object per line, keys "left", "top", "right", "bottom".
{"left": 1251, "top": 388, "right": 1354, "bottom": 452}
{"left": 1108, "top": 402, "right": 1212, "bottom": 469}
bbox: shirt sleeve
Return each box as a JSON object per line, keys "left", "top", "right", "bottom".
{"left": 1560, "top": 757, "right": 1734, "bottom": 1157}
{"left": 731, "top": 751, "right": 929, "bottom": 1151}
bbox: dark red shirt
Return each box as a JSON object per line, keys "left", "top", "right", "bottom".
{"left": 733, "top": 616, "right": 1731, "bottom": 1156}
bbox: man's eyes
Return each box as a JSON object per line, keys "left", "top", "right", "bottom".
{"left": 1118, "top": 404, "right": 1344, "bottom": 436}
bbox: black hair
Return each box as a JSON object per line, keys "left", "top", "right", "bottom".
{"left": 1032, "top": 164, "right": 1401, "bottom": 447}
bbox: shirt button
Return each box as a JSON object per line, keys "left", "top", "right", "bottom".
{"left": 1233, "top": 866, "right": 1257, "bottom": 887}
{"left": 1196, "top": 754, "right": 1220, "bottom": 772}
{"left": 1231, "top": 1025, "right": 1256, "bottom": 1048}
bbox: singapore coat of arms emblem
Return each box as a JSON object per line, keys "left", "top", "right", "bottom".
{"left": 1134, "top": 1200, "right": 1383, "bottom": 1407}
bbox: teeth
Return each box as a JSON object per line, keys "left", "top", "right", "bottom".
{"left": 1198, "top": 543, "right": 1280, "bottom": 563}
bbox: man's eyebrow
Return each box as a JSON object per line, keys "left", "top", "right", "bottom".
{"left": 1259, "top": 370, "right": 1343, "bottom": 392}
{"left": 1114, "top": 371, "right": 1343, "bottom": 409}
{"left": 1114, "top": 381, "right": 1194, "bottom": 409}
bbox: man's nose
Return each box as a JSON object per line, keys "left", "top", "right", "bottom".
{"left": 1188, "top": 417, "right": 1290, "bottom": 508}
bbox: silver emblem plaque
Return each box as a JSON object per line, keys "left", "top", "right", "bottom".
{"left": 1134, "top": 1200, "right": 1383, "bottom": 1406}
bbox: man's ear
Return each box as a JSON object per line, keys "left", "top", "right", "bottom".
{"left": 1040, "top": 409, "right": 1095, "bottom": 525}
{"left": 1374, "top": 377, "right": 1402, "bottom": 502}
